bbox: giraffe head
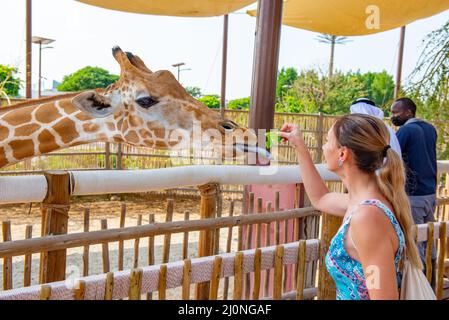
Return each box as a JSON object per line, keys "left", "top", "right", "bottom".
{"left": 71, "top": 46, "right": 270, "bottom": 162}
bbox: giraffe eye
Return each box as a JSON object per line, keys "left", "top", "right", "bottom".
{"left": 135, "top": 96, "right": 158, "bottom": 109}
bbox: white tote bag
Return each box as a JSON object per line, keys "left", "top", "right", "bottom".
{"left": 399, "top": 258, "right": 436, "bottom": 300}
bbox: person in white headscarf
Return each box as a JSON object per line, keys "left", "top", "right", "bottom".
{"left": 350, "top": 98, "right": 402, "bottom": 158}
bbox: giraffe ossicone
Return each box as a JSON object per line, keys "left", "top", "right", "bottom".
{"left": 0, "top": 46, "right": 271, "bottom": 169}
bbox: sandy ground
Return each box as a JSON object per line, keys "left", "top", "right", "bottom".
{"left": 0, "top": 195, "right": 244, "bottom": 299}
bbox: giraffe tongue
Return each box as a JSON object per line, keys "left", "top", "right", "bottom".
{"left": 235, "top": 144, "right": 273, "bottom": 160}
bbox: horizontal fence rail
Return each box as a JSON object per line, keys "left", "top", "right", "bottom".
{"left": 0, "top": 207, "right": 319, "bottom": 258}
{"left": 0, "top": 240, "right": 320, "bottom": 300}
{"left": 0, "top": 161, "right": 448, "bottom": 204}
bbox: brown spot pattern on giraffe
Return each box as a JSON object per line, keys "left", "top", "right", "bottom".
{"left": 3, "top": 108, "right": 32, "bottom": 126}
{"left": 15, "top": 124, "right": 41, "bottom": 137}
{"left": 82, "top": 123, "right": 100, "bottom": 133}
{"left": 124, "top": 130, "right": 139, "bottom": 144}
{"left": 9, "top": 139, "right": 35, "bottom": 160}
{"left": 38, "top": 129, "right": 60, "bottom": 154}
{"left": 35, "top": 104, "right": 62, "bottom": 123}
{"left": 0, "top": 126, "right": 9, "bottom": 141}
{"left": 52, "top": 118, "right": 80, "bottom": 144}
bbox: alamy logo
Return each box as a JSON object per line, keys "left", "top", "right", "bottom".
{"left": 365, "top": 5, "right": 380, "bottom": 30}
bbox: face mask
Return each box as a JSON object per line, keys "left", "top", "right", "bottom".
{"left": 391, "top": 116, "right": 407, "bottom": 126}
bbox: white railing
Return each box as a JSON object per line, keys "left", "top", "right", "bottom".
{"left": 0, "top": 161, "right": 448, "bottom": 204}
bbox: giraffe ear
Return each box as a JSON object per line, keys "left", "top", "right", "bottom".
{"left": 72, "top": 91, "right": 118, "bottom": 118}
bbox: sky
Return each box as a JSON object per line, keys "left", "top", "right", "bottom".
{"left": 0, "top": 0, "right": 448, "bottom": 100}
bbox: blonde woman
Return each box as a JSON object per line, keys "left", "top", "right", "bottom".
{"left": 279, "top": 114, "right": 422, "bottom": 300}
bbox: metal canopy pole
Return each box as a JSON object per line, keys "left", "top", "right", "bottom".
{"left": 248, "top": 0, "right": 283, "bottom": 132}
{"left": 220, "top": 14, "right": 229, "bottom": 118}
{"left": 394, "top": 26, "right": 406, "bottom": 99}
{"left": 26, "top": 0, "right": 32, "bottom": 98}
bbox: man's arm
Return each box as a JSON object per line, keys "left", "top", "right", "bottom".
{"left": 395, "top": 126, "right": 410, "bottom": 153}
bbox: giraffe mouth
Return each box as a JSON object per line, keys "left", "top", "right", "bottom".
{"left": 234, "top": 143, "right": 273, "bottom": 160}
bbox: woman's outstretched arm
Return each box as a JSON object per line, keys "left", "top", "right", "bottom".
{"left": 279, "top": 123, "right": 348, "bottom": 217}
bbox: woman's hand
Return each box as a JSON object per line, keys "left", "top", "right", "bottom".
{"left": 279, "top": 123, "right": 306, "bottom": 149}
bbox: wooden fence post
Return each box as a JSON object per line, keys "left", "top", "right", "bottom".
{"left": 317, "top": 213, "right": 342, "bottom": 300}
{"left": 195, "top": 182, "right": 219, "bottom": 300}
{"left": 316, "top": 112, "right": 324, "bottom": 163}
{"left": 117, "top": 142, "right": 123, "bottom": 170}
{"left": 105, "top": 142, "right": 111, "bottom": 170}
{"left": 41, "top": 171, "right": 71, "bottom": 283}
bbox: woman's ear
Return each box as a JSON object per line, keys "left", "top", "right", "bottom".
{"left": 340, "top": 146, "right": 350, "bottom": 162}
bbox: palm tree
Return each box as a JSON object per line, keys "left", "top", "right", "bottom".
{"left": 316, "top": 34, "right": 351, "bottom": 78}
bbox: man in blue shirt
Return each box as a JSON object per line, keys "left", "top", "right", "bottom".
{"left": 391, "top": 97, "right": 437, "bottom": 287}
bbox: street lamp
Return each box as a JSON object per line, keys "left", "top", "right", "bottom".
{"left": 32, "top": 36, "right": 55, "bottom": 98}
{"left": 171, "top": 62, "right": 191, "bottom": 83}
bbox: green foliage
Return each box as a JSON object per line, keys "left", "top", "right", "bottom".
{"left": 355, "top": 71, "right": 395, "bottom": 109}
{"left": 406, "top": 20, "right": 449, "bottom": 160}
{"left": 198, "top": 94, "right": 220, "bottom": 109}
{"left": 274, "top": 68, "right": 395, "bottom": 115}
{"left": 57, "top": 66, "right": 119, "bottom": 91}
{"left": 227, "top": 97, "right": 250, "bottom": 110}
{"left": 185, "top": 86, "right": 202, "bottom": 98}
{"left": 0, "top": 64, "right": 21, "bottom": 97}
{"left": 276, "top": 67, "right": 298, "bottom": 101}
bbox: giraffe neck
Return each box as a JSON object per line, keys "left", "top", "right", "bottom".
{"left": 0, "top": 97, "right": 122, "bottom": 168}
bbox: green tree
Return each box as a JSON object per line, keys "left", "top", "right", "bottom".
{"left": 227, "top": 97, "right": 250, "bottom": 110}
{"left": 0, "top": 64, "right": 21, "bottom": 98}
{"left": 57, "top": 66, "right": 119, "bottom": 91}
{"left": 185, "top": 86, "right": 202, "bottom": 98}
{"left": 198, "top": 94, "right": 220, "bottom": 109}
{"left": 276, "top": 67, "right": 298, "bottom": 102}
{"left": 282, "top": 68, "right": 366, "bottom": 114}
{"left": 355, "top": 71, "right": 395, "bottom": 109}
{"left": 407, "top": 20, "right": 449, "bottom": 159}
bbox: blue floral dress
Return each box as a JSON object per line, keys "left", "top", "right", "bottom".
{"left": 325, "top": 199, "right": 405, "bottom": 300}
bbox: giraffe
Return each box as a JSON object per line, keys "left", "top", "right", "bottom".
{"left": 0, "top": 46, "right": 269, "bottom": 169}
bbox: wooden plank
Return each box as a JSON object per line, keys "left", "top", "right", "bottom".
{"left": 244, "top": 193, "right": 254, "bottom": 300}
{"left": 104, "top": 272, "right": 114, "bottom": 300}
{"left": 2, "top": 221, "right": 12, "bottom": 290}
{"left": 436, "top": 222, "right": 447, "bottom": 299}
{"left": 128, "top": 268, "right": 143, "bottom": 300}
{"left": 264, "top": 202, "right": 272, "bottom": 298}
{"left": 209, "top": 256, "right": 222, "bottom": 300}
{"left": 101, "top": 219, "right": 110, "bottom": 273}
{"left": 133, "top": 214, "right": 143, "bottom": 268}
{"left": 183, "top": 211, "right": 190, "bottom": 260}
{"left": 41, "top": 171, "right": 70, "bottom": 283}
{"left": 223, "top": 201, "right": 234, "bottom": 300}
{"left": 148, "top": 214, "right": 155, "bottom": 266}
{"left": 426, "top": 222, "right": 434, "bottom": 283}
{"left": 273, "top": 245, "right": 284, "bottom": 300}
{"left": 40, "top": 285, "right": 51, "bottom": 300}
{"left": 275, "top": 191, "right": 280, "bottom": 245}
{"left": 39, "top": 209, "right": 51, "bottom": 284}
{"left": 0, "top": 207, "right": 320, "bottom": 258}
{"left": 118, "top": 203, "right": 126, "bottom": 271}
{"left": 233, "top": 252, "right": 244, "bottom": 300}
{"left": 256, "top": 198, "right": 263, "bottom": 249}
{"left": 253, "top": 248, "right": 261, "bottom": 300}
{"left": 196, "top": 183, "right": 218, "bottom": 300}
{"left": 163, "top": 199, "right": 174, "bottom": 264}
{"left": 296, "top": 240, "right": 306, "bottom": 300}
{"left": 318, "top": 213, "right": 342, "bottom": 300}
{"left": 24, "top": 224, "right": 33, "bottom": 287}
{"left": 182, "top": 259, "right": 192, "bottom": 300}
{"left": 82, "top": 208, "right": 90, "bottom": 276}
{"left": 74, "top": 280, "right": 86, "bottom": 300}
{"left": 158, "top": 265, "right": 167, "bottom": 300}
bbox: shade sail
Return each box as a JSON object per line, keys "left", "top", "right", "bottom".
{"left": 77, "top": 0, "right": 256, "bottom": 17}
{"left": 248, "top": 0, "right": 449, "bottom": 36}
